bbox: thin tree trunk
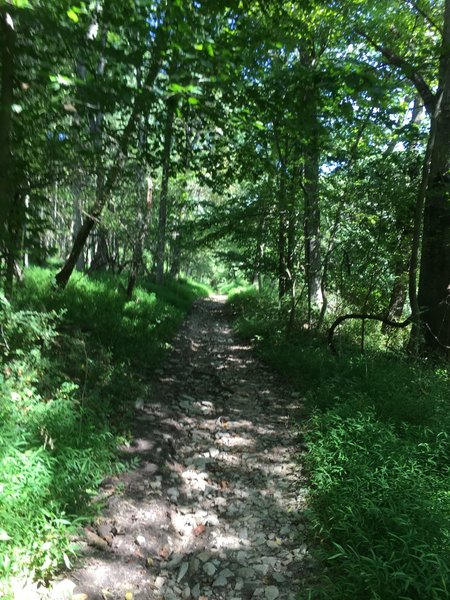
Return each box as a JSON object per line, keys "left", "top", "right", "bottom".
{"left": 71, "top": 187, "right": 85, "bottom": 271}
{"left": 304, "top": 132, "right": 322, "bottom": 323}
{"left": 155, "top": 96, "right": 176, "bottom": 285}
{"left": 277, "top": 169, "right": 287, "bottom": 299}
{"left": 0, "top": 7, "right": 15, "bottom": 295}
{"left": 127, "top": 175, "right": 153, "bottom": 298}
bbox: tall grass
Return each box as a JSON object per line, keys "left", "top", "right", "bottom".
{"left": 228, "top": 288, "right": 450, "bottom": 600}
{"left": 0, "top": 268, "right": 209, "bottom": 596}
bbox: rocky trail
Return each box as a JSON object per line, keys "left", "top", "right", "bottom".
{"left": 53, "top": 296, "right": 311, "bottom": 600}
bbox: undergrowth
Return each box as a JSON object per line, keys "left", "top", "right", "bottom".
{"left": 0, "top": 268, "right": 209, "bottom": 597}
{"left": 228, "top": 287, "right": 450, "bottom": 600}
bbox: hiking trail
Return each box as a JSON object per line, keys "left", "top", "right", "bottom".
{"left": 55, "top": 296, "right": 311, "bottom": 600}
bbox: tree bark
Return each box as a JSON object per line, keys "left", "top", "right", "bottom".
{"left": 155, "top": 96, "right": 176, "bottom": 284}
{"left": 0, "top": 7, "right": 15, "bottom": 295}
{"left": 417, "top": 0, "right": 450, "bottom": 349}
{"left": 365, "top": 1, "right": 450, "bottom": 351}
{"left": 277, "top": 168, "right": 288, "bottom": 299}
{"left": 127, "top": 175, "right": 153, "bottom": 298}
{"left": 301, "top": 56, "right": 322, "bottom": 324}
{"left": 304, "top": 122, "right": 322, "bottom": 322}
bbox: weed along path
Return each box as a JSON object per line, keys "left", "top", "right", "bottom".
{"left": 63, "top": 296, "right": 310, "bottom": 600}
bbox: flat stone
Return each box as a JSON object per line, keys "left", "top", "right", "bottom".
{"left": 218, "top": 568, "right": 234, "bottom": 579}
{"left": 203, "top": 562, "right": 216, "bottom": 577}
{"left": 212, "top": 575, "right": 228, "bottom": 587}
{"left": 50, "top": 579, "right": 76, "bottom": 600}
{"left": 265, "top": 586, "right": 280, "bottom": 599}
{"left": 237, "top": 566, "right": 255, "bottom": 578}
{"left": 197, "top": 551, "right": 211, "bottom": 562}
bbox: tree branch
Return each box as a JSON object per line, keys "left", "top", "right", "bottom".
{"left": 401, "top": 0, "right": 443, "bottom": 35}
{"left": 328, "top": 313, "right": 412, "bottom": 354}
{"left": 360, "top": 30, "right": 436, "bottom": 115}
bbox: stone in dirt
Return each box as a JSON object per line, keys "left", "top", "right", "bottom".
{"left": 44, "top": 297, "right": 308, "bottom": 600}
{"left": 203, "top": 561, "right": 217, "bottom": 577}
{"left": 265, "top": 585, "right": 280, "bottom": 599}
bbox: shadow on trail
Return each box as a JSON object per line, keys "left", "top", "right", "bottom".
{"left": 69, "top": 297, "right": 311, "bottom": 600}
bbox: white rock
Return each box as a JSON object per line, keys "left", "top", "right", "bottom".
{"left": 154, "top": 576, "right": 166, "bottom": 589}
{"left": 49, "top": 579, "right": 76, "bottom": 600}
{"left": 135, "top": 535, "right": 146, "bottom": 546}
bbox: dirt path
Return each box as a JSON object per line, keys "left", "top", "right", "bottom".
{"left": 60, "top": 296, "right": 311, "bottom": 600}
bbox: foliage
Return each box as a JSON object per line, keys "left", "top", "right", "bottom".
{"left": 228, "top": 288, "right": 450, "bottom": 600}
{"left": 0, "top": 267, "right": 208, "bottom": 595}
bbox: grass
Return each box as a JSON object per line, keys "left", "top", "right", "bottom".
{"left": 228, "top": 288, "right": 450, "bottom": 600}
{"left": 0, "top": 267, "right": 209, "bottom": 597}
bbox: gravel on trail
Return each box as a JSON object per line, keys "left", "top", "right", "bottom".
{"left": 44, "top": 295, "right": 312, "bottom": 600}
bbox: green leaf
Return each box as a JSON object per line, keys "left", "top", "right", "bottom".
{"left": 168, "top": 82, "right": 186, "bottom": 93}
{"left": 67, "top": 9, "right": 79, "bottom": 23}
{"left": 194, "top": 43, "right": 204, "bottom": 51}
{"left": 11, "top": 0, "right": 32, "bottom": 7}
{"left": 206, "top": 43, "right": 214, "bottom": 57}
{"left": 188, "top": 97, "right": 200, "bottom": 105}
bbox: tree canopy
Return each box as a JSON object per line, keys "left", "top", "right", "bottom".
{"left": 1, "top": 0, "right": 449, "bottom": 351}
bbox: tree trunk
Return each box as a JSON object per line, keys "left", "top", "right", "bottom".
{"left": 304, "top": 130, "right": 322, "bottom": 323}
{"left": 417, "top": 0, "right": 450, "bottom": 350}
{"left": 277, "top": 169, "right": 288, "bottom": 299}
{"left": 72, "top": 189, "right": 85, "bottom": 271}
{"left": 0, "top": 7, "right": 15, "bottom": 295}
{"left": 155, "top": 96, "right": 176, "bottom": 285}
{"left": 127, "top": 175, "right": 153, "bottom": 298}
{"left": 383, "top": 264, "right": 407, "bottom": 333}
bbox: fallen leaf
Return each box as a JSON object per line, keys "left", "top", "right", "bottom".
{"left": 73, "top": 595, "right": 88, "bottom": 600}
{"left": 193, "top": 523, "right": 206, "bottom": 536}
{"left": 146, "top": 556, "right": 154, "bottom": 567}
{"left": 125, "top": 593, "right": 133, "bottom": 600}
{"left": 219, "top": 480, "right": 230, "bottom": 490}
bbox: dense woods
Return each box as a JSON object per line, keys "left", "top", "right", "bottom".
{"left": 1, "top": 0, "right": 449, "bottom": 349}
{"left": 1, "top": 0, "right": 449, "bottom": 599}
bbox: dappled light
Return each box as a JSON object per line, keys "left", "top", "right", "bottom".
{"left": 1, "top": 0, "right": 450, "bottom": 598}
{"left": 62, "top": 297, "right": 308, "bottom": 600}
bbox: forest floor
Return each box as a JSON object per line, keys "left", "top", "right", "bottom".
{"left": 51, "top": 295, "right": 311, "bottom": 600}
